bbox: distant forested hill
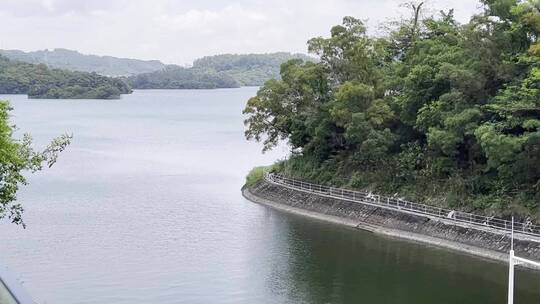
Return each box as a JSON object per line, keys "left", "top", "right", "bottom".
{"left": 1, "top": 49, "right": 315, "bottom": 90}
{"left": 0, "top": 48, "right": 166, "bottom": 77}
{"left": 0, "top": 56, "right": 132, "bottom": 99}
{"left": 128, "top": 53, "right": 316, "bottom": 89}
{"left": 126, "top": 66, "right": 240, "bottom": 89}
{"left": 193, "top": 53, "right": 316, "bottom": 86}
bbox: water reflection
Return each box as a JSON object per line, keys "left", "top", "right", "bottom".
{"left": 260, "top": 209, "right": 540, "bottom": 304}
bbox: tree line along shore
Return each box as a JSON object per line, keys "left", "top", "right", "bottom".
{"left": 243, "top": 0, "right": 540, "bottom": 221}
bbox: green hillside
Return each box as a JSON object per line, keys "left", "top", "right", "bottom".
{"left": 193, "top": 53, "right": 316, "bottom": 86}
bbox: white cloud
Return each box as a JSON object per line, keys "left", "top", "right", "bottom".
{"left": 0, "top": 0, "right": 482, "bottom": 65}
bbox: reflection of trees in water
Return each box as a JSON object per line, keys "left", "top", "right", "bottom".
{"left": 263, "top": 212, "right": 540, "bottom": 304}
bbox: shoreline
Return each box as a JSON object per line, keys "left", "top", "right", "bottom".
{"left": 242, "top": 181, "right": 540, "bottom": 268}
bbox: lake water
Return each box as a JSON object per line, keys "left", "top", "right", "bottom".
{"left": 0, "top": 88, "right": 538, "bottom": 304}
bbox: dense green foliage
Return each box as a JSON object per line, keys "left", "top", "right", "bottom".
{"left": 244, "top": 1, "right": 540, "bottom": 219}
{"left": 193, "top": 53, "right": 316, "bottom": 86}
{"left": 0, "top": 56, "right": 132, "bottom": 99}
{"left": 128, "top": 53, "right": 315, "bottom": 89}
{"left": 0, "top": 100, "right": 71, "bottom": 226}
{"left": 127, "top": 66, "right": 240, "bottom": 89}
{"left": 0, "top": 48, "right": 166, "bottom": 77}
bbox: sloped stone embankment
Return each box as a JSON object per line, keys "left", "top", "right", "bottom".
{"left": 243, "top": 180, "right": 540, "bottom": 264}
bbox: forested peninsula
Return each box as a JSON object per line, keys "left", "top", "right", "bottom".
{"left": 244, "top": 0, "right": 540, "bottom": 220}
{"left": 0, "top": 56, "right": 131, "bottom": 99}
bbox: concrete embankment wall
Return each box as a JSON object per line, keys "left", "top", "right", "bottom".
{"left": 243, "top": 180, "right": 540, "bottom": 264}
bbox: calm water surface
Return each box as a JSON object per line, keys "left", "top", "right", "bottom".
{"left": 0, "top": 88, "right": 538, "bottom": 304}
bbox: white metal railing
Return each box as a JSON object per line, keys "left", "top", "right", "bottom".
{"left": 265, "top": 173, "right": 540, "bottom": 238}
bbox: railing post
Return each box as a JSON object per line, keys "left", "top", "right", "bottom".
{"left": 508, "top": 249, "right": 514, "bottom": 304}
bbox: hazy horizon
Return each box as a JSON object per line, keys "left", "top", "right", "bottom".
{"left": 1, "top": 0, "right": 482, "bottom": 65}
{"left": 0, "top": 47, "right": 314, "bottom": 66}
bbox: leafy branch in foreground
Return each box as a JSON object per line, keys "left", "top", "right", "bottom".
{"left": 0, "top": 101, "right": 71, "bottom": 227}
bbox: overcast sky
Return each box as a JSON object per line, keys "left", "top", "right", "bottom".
{"left": 0, "top": 0, "right": 482, "bottom": 65}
